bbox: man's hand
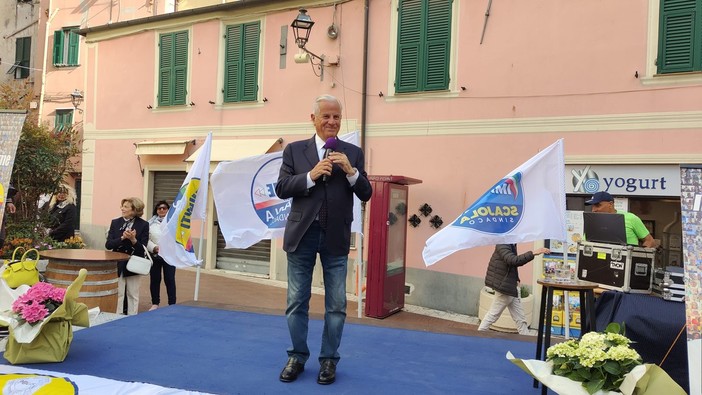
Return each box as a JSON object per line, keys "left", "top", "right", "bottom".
{"left": 328, "top": 152, "right": 356, "bottom": 175}
{"left": 534, "top": 248, "right": 551, "bottom": 256}
{"left": 5, "top": 202, "right": 16, "bottom": 214}
{"left": 310, "top": 158, "right": 333, "bottom": 181}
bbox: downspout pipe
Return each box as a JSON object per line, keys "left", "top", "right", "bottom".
{"left": 38, "top": 4, "right": 58, "bottom": 122}
{"left": 360, "top": 0, "right": 369, "bottom": 152}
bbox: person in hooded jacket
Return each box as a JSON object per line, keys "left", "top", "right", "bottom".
{"left": 478, "top": 244, "right": 549, "bottom": 335}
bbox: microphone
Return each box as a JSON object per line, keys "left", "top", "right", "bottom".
{"left": 322, "top": 137, "right": 338, "bottom": 182}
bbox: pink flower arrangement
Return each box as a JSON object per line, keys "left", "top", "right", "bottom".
{"left": 11, "top": 282, "right": 66, "bottom": 325}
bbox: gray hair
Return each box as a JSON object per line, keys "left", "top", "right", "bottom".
{"left": 312, "top": 94, "right": 342, "bottom": 115}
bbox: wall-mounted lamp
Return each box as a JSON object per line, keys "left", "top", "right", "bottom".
{"left": 291, "top": 9, "right": 314, "bottom": 50}
{"left": 70, "top": 89, "right": 84, "bottom": 113}
{"left": 291, "top": 8, "right": 335, "bottom": 79}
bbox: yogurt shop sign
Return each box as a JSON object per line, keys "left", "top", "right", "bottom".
{"left": 566, "top": 164, "right": 680, "bottom": 197}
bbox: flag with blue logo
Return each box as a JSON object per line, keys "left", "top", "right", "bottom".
{"left": 422, "top": 139, "right": 567, "bottom": 266}
{"left": 211, "top": 131, "right": 363, "bottom": 249}
{"left": 159, "top": 132, "right": 212, "bottom": 267}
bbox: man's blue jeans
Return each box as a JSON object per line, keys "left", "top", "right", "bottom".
{"left": 286, "top": 221, "right": 348, "bottom": 364}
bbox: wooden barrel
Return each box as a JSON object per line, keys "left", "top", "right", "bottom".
{"left": 42, "top": 251, "right": 124, "bottom": 314}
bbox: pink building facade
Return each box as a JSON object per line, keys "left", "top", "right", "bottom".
{"left": 75, "top": 0, "right": 702, "bottom": 317}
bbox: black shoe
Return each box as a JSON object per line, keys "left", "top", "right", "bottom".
{"left": 317, "top": 359, "right": 336, "bottom": 385}
{"left": 279, "top": 357, "right": 304, "bottom": 382}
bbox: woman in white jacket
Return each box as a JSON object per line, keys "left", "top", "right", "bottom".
{"left": 147, "top": 200, "right": 177, "bottom": 311}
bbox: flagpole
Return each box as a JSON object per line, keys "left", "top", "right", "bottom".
{"left": 194, "top": 219, "right": 206, "bottom": 301}
{"left": 356, "top": 232, "right": 364, "bottom": 318}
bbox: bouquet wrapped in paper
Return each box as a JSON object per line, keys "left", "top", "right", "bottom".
{"left": 0, "top": 268, "right": 89, "bottom": 364}
{"left": 507, "top": 323, "right": 686, "bottom": 395}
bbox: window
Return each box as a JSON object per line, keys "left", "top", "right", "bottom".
{"left": 8, "top": 37, "right": 31, "bottom": 79}
{"left": 657, "top": 0, "right": 702, "bottom": 74}
{"left": 158, "top": 31, "right": 189, "bottom": 107}
{"left": 55, "top": 110, "right": 73, "bottom": 132}
{"left": 224, "top": 22, "right": 260, "bottom": 103}
{"left": 53, "top": 27, "right": 80, "bottom": 66}
{"left": 395, "top": 0, "right": 452, "bottom": 93}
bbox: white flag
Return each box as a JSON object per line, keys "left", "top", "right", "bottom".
{"left": 211, "top": 131, "right": 363, "bottom": 249}
{"left": 159, "top": 132, "right": 212, "bottom": 267}
{"left": 422, "top": 139, "right": 567, "bottom": 266}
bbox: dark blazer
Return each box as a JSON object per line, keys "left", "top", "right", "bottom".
{"left": 105, "top": 216, "right": 149, "bottom": 277}
{"left": 484, "top": 244, "right": 535, "bottom": 297}
{"left": 48, "top": 203, "right": 77, "bottom": 242}
{"left": 276, "top": 136, "right": 372, "bottom": 256}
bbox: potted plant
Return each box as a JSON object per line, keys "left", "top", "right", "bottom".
{"left": 478, "top": 285, "right": 534, "bottom": 332}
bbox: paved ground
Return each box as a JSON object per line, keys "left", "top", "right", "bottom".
{"left": 136, "top": 267, "right": 536, "bottom": 342}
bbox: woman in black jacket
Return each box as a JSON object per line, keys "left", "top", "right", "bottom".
{"left": 478, "top": 244, "right": 549, "bottom": 335}
{"left": 105, "top": 197, "right": 149, "bottom": 315}
{"left": 47, "top": 185, "right": 77, "bottom": 242}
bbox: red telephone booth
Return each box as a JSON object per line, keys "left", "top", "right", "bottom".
{"left": 365, "top": 175, "right": 422, "bottom": 318}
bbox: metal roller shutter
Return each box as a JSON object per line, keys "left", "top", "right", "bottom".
{"left": 153, "top": 171, "right": 186, "bottom": 207}
{"left": 215, "top": 223, "right": 271, "bottom": 276}
{"left": 153, "top": 171, "right": 271, "bottom": 276}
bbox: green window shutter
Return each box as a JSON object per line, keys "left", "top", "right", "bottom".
{"left": 55, "top": 110, "right": 73, "bottom": 131}
{"left": 224, "top": 22, "right": 260, "bottom": 103}
{"left": 658, "top": 0, "right": 700, "bottom": 74}
{"left": 53, "top": 30, "right": 64, "bottom": 65}
{"left": 396, "top": 0, "right": 423, "bottom": 93}
{"left": 67, "top": 29, "right": 80, "bottom": 66}
{"left": 396, "top": 0, "right": 451, "bottom": 93}
{"left": 241, "top": 22, "right": 260, "bottom": 102}
{"left": 158, "top": 31, "right": 188, "bottom": 107}
{"left": 159, "top": 33, "right": 174, "bottom": 106}
{"left": 424, "top": 0, "right": 451, "bottom": 91}
{"left": 15, "top": 37, "right": 31, "bottom": 78}
{"left": 172, "top": 31, "right": 188, "bottom": 105}
{"left": 224, "top": 25, "right": 242, "bottom": 102}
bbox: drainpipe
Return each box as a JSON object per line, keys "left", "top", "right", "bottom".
{"left": 356, "top": 0, "right": 370, "bottom": 320}
{"left": 360, "top": 0, "right": 369, "bottom": 152}
{"left": 38, "top": 3, "right": 58, "bottom": 122}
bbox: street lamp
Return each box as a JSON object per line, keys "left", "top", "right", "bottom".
{"left": 70, "top": 89, "right": 84, "bottom": 112}
{"left": 290, "top": 9, "right": 324, "bottom": 63}
{"left": 291, "top": 9, "right": 315, "bottom": 49}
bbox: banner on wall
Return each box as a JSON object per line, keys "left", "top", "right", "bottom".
{"left": 0, "top": 111, "right": 26, "bottom": 227}
{"left": 679, "top": 166, "right": 702, "bottom": 395}
{"left": 565, "top": 164, "right": 680, "bottom": 196}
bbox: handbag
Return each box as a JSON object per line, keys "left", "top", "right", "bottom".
{"left": 2, "top": 248, "right": 40, "bottom": 288}
{"left": 126, "top": 245, "right": 153, "bottom": 275}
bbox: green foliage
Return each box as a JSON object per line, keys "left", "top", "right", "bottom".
{"left": 1, "top": 80, "right": 82, "bottom": 250}
{"left": 520, "top": 285, "right": 531, "bottom": 298}
{"left": 546, "top": 322, "right": 643, "bottom": 394}
{"left": 11, "top": 121, "right": 81, "bottom": 223}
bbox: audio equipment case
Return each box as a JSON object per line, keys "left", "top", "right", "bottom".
{"left": 575, "top": 241, "right": 656, "bottom": 293}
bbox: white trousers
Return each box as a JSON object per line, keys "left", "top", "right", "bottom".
{"left": 478, "top": 290, "right": 530, "bottom": 335}
{"left": 117, "top": 275, "right": 141, "bottom": 315}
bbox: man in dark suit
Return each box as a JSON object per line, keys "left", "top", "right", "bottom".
{"left": 275, "top": 94, "right": 372, "bottom": 385}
